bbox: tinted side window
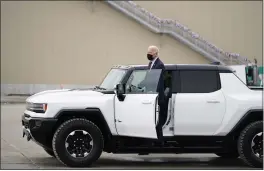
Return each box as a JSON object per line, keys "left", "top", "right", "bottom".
{"left": 125, "top": 69, "right": 162, "bottom": 94}
{"left": 171, "top": 71, "right": 180, "bottom": 93}
{"left": 179, "top": 70, "right": 219, "bottom": 93}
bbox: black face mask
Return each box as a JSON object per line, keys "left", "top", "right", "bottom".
{"left": 147, "top": 54, "right": 153, "bottom": 61}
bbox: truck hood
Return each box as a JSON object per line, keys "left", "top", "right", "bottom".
{"left": 26, "top": 88, "right": 107, "bottom": 103}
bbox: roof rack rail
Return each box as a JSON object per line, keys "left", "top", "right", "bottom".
{"left": 210, "top": 62, "right": 221, "bottom": 65}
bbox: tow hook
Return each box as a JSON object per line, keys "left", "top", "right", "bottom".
{"left": 22, "top": 127, "right": 32, "bottom": 141}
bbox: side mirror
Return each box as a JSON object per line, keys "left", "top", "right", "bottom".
{"left": 116, "top": 84, "right": 125, "bottom": 96}
{"left": 116, "top": 84, "right": 125, "bottom": 101}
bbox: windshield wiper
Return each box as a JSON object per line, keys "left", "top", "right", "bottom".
{"left": 94, "top": 86, "right": 106, "bottom": 90}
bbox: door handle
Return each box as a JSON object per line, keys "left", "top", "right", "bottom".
{"left": 207, "top": 100, "right": 220, "bottom": 103}
{"left": 142, "top": 101, "right": 152, "bottom": 105}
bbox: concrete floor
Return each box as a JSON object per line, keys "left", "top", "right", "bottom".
{"left": 1, "top": 104, "right": 257, "bottom": 169}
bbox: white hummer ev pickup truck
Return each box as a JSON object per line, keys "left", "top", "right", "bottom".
{"left": 22, "top": 64, "right": 263, "bottom": 168}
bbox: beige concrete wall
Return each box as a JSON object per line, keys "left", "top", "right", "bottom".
{"left": 1, "top": 1, "right": 209, "bottom": 85}
{"left": 136, "top": 1, "right": 263, "bottom": 64}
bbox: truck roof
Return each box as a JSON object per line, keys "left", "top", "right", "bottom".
{"left": 112, "top": 64, "right": 233, "bottom": 72}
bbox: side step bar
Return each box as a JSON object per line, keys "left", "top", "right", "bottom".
{"left": 114, "top": 146, "right": 225, "bottom": 154}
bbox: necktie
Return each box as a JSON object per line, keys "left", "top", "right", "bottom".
{"left": 148, "top": 61, "right": 152, "bottom": 69}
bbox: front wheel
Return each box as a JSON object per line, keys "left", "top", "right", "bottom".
{"left": 52, "top": 118, "right": 104, "bottom": 167}
{"left": 238, "top": 121, "right": 263, "bottom": 168}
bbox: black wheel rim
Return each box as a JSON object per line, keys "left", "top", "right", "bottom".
{"left": 251, "top": 132, "right": 263, "bottom": 159}
{"left": 65, "top": 130, "right": 93, "bottom": 158}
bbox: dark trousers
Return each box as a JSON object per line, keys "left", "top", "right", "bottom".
{"left": 156, "top": 102, "right": 167, "bottom": 141}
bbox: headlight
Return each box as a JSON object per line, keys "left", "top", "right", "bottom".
{"left": 26, "top": 103, "right": 48, "bottom": 113}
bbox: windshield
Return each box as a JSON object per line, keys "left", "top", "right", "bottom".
{"left": 100, "top": 69, "right": 127, "bottom": 90}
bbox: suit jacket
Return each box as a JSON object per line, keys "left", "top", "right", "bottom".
{"left": 148, "top": 57, "right": 165, "bottom": 70}
{"left": 148, "top": 58, "right": 165, "bottom": 105}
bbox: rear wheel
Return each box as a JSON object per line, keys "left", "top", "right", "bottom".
{"left": 238, "top": 121, "right": 263, "bottom": 168}
{"left": 52, "top": 118, "right": 104, "bottom": 167}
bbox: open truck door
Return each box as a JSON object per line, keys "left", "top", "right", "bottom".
{"left": 114, "top": 69, "right": 163, "bottom": 139}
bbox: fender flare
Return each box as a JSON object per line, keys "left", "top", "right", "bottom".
{"left": 227, "top": 109, "right": 263, "bottom": 136}
{"left": 54, "top": 108, "right": 112, "bottom": 136}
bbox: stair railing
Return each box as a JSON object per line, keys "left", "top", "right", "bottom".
{"left": 106, "top": 1, "right": 251, "bottom": 65}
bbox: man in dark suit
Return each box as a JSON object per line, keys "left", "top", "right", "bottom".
{"left": 147, "top": 46, "right": 165, "bottom": 70}
{"left": 147, "top": 45, "right": 166, "bottom": 143}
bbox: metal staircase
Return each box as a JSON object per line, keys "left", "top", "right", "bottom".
{"left": 105, "top": 1, "right": 251, "bottom": 65}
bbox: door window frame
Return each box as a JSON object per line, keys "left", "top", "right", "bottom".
{"left": 123, "top": 69, "right": 163, "bottom": 94}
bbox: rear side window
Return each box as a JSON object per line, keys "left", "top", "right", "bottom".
{"left": 179, "top": 70, "right": 219, "bottom": 93}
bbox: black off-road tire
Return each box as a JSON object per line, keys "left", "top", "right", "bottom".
{"left": 44, "top": 148, "right": 55, "bottom": 157}
{"left": 237, "top": 121, "right": 263, "bottom": 168}
{"left": 215, "top": 151, "right": 239, "bottom": 158}
{"left": 52, "top": 118, "right": 104, "bottom": 167}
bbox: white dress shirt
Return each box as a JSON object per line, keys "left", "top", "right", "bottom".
{"left": 150, "top": 57, "right": 158, "bottom": 70}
